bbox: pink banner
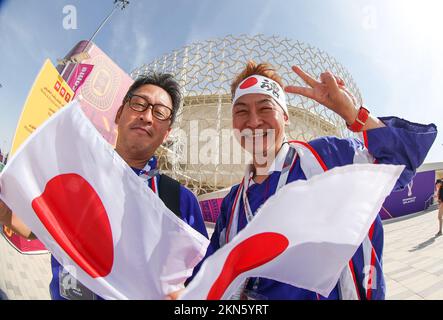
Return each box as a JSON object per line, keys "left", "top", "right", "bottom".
{"left": 2, "top": 225, "right": 47, "bottom": 254}
{"left": 4, "top": 41, "right": 134, "bottom": 254}
{"left": 200, "top": 198, "right": 224, "bottom": 223}
{"left": 62, "top": 41, "right": 134, "bottom": 146}
{"left": 67, "top": 63, "right": 94, "bottom": 93}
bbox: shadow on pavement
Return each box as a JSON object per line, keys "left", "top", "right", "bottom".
{"left": 409, "top": 235, "right": 440, "bottom": 252}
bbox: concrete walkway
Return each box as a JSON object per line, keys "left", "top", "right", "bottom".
{"left": 0, "top": 235, "right": 51, "bottom": 299}
{"left": 383, "top": 209, "right": 443, "bottom": 300}
{"left": 0, "top": 210, "right": 442, "bottom": 300}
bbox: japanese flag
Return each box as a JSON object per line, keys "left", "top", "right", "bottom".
{"left": 182, "top": 163, "right": 403, "bottom": 299}
{"left": 0, "top": 101, "right": 209, "bottom": 299}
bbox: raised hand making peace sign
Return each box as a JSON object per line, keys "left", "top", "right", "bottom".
{"left": 284, "top": 66, "right": 384, "bottom": 131}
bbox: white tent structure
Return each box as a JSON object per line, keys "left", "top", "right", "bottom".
{"left": 131, "top": 34, "right": 362, "bottom": 197}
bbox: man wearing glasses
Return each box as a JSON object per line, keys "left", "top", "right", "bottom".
{"left": 0, "top": 73, "right": 208, "bottom": 300}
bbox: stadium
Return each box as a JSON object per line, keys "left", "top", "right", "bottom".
{"left": 131, "top": 35, "right": 362, "bottom": 222}
{"left": 1, "top": 34, "right": 442, "bottom": 300}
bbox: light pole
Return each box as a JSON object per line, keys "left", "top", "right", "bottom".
{"left": 86, "top": 0, "right": 130, "bottom": 50}
{"left": 59, "top": 0, "right": 130, "bottom": 78}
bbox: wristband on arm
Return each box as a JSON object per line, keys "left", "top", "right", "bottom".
{"left": 346, "top": 106, "right": 370, "bottom": 132}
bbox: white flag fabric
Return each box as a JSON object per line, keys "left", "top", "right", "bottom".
{"left": 0, "top": 101, "right": 209, "bottom": 299}
{"left": 182, "top": 163, "right": 403, "bottom": 299}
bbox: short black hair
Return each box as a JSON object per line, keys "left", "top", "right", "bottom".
{"left": 437, "top": 179, "right": 443, "bottom": 185}
{"left": 123, "top": 73, "right": 182, "bottom": 124}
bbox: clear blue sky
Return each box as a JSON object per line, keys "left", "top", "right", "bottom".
{"left": 0, "top": 0, "right": 441, "bottom": 162}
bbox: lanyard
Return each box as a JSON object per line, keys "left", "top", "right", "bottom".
{"left": 227, "top": 143, "right": 298, "bottom": 243}
{"left": 137, "top": 160, "right": 160, "bottom": 196}
{"left": 227, "top": 143, "right": 298, "bottom": 300}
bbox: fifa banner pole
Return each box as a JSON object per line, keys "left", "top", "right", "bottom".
{"left": 58, "top": 0, "right": 130, "bottom": 81}
{"left": 52, "top": 0, "right": 133, "bottom": 147}
{"left": 2, "top": 1, "right": 132, "bottom": 253}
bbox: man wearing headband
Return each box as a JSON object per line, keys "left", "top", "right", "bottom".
{"left": 192, "top": 61, "right": 437, "bottom": 300}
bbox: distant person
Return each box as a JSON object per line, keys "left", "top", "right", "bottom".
{"left": 435, "top": 179, "right": 443, "bottom": 236}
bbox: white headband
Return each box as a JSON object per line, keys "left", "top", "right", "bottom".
{"left": 233, "top": 75, "right": 288, "bottom": 115}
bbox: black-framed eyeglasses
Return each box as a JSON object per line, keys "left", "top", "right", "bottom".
{"left": 125, "top": 93, "right": 173, "bottom": 121}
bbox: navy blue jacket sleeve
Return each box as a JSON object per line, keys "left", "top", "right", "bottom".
{"left": 307, "top": 117, "right": 436, "bottom": 300}
{"left": 366, "top": 117, "right": 437, "bottom": 189}
{"left": 309, "top": 118, "right": 437, "bottom": 190}
{"left": 178, "top": 186, "right": 209, "bottom": 239}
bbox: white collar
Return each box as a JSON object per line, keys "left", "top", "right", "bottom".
{"left": 266, "top": 142, "right": 290, "bottom": 174}
{"left": 245, "top": 142, "right": 290, "bottom": 186}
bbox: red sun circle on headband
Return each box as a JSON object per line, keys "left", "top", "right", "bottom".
{"left": 239, "top": 77, "right": 258, "bottom": 89}
{"left": 32, "top": 173, "right": 114, "bottom": 278}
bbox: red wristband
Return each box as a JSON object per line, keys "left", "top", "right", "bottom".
{"left": 346, "top": 106, "right": 370, "bottom": 132}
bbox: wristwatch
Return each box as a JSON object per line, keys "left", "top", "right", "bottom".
{"left": 346, "top": 106, "right": 370, "bottom": 132}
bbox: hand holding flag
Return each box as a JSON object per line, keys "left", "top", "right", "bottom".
{"left": 0, "top": 101, "right": 209, "bottom": 299}
{"left": 182, "top": 163, "right": 403, "bottom": 299}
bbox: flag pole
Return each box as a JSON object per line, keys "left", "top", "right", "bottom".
{"left": 60, "top": 0, "right": 130, "bottom": 79}
{"left": 85, "top": 0, "right": 130, "bottom": 51}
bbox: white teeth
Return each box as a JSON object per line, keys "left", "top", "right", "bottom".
{"left": 241, "top": 132, "right": 267, "bottom": 138}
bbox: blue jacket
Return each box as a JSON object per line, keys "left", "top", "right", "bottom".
{"left": 199, "top": 117, "right": 437, "bottom": 300}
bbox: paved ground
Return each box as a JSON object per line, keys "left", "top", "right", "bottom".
{"left": 0, "top": 236, "right": 51, "bottom": 299}
{"left": 0, "top": 210, "right": 442, "bottom": 300}
{"left": 383, "top": 209, "right": 443, "bottom": 300}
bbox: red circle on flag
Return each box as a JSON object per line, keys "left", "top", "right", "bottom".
{"left": 207, "top": 232, "right": 288, "bottom": 300}
{"left": 32, "top": 173, "right": 114, "bottom": 278}
{"left": 239, "top": 77, "right": 258, "bottom": 89}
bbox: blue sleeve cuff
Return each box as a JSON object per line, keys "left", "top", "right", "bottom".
{"left": 366, "top": 117, "right": 437, "bottom": 188}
